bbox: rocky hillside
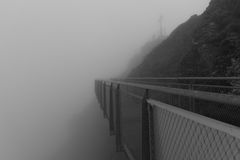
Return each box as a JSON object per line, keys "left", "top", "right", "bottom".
{"left": 122, "top": 35, "right": 166, "bottom": 77}
{"left": 130, "top": 0, "right": 240, "bottom": 78}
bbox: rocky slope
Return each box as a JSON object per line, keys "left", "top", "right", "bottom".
{"left": 130, "top": 0, "right": 240, "bottom": 78}
{"left": 122, "top": 35, "right": 166, "bottom": 77}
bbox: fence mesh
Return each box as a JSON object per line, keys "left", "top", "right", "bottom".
{"left": 150, "top": 100, "right": 240, "bottom": 160}
{"left": 119, "top": 86, "right": 143, "bottom": 160}
{"left": 123, "top": 78, "right": 240, "bottom": 95}
{"left": 95, "top": 80, "right": 240, "bottom": 160}
{"left": 148, "top": 89, "right": 240, "bottom": 127}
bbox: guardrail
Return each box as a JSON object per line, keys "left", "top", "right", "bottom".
{"left": 116, "top": 77, "right": 240, "bottom": 94}
{"left": 95, "top": 78, "right": 240, "bottom": 160}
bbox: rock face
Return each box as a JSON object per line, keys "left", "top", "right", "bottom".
{"left": 123, "top": 36, "right": 166, "bottom": 77}
{"left": 130, "top": 0, "right": 240, "bottom": 78}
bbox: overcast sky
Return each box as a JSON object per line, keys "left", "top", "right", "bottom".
{"left": 0, "top": 0, "right": 210, "bottom": 160}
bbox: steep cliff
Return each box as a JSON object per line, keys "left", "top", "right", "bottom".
{"left": 123, "top": 35, "right": 166, "bottom": 77}
{"left": 130, "top": 0, "right": 240, "bottom": 78}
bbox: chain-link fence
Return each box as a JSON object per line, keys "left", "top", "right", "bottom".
{"left": 95, "top": 78, "right": 240, "bottom": 160}
{"left": 118, "top": 77, "right": 240, "bottom": 95}
{"left": 119, "top": 85, "right": 143, "bottom": 160}
{"left": 148, "top": 99, "right": 240, "bottom": 160}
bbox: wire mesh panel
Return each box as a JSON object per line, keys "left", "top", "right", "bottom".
{"left": 119, "top": 86, "right": 143, "bottom": 160}
{"left": 95, "top": 79, "right": 240, "bottom": 160}
{"left": 148, "top": 87, "right": 240, "bottom": 127}
{"left": 120, "top": 77, "right": 240, "bottom": 95}
{"left": 148, "top": 99, "right": 240, "bottom": 160}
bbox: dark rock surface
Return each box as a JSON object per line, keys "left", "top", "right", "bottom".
{"left": 130, "top": 0, "right": 240, "bottom": 78}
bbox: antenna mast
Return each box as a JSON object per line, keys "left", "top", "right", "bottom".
{"left": 158, "top": 15, "right": 164, "bottom": 37}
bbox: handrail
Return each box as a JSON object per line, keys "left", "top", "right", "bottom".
{"left": 95, "top": 79, "right": 240, "bottom": 160}
{"left": 104, "top": 80, "right": 240, "bottom": 106}
{"left": 122, "top": 77, "right": 240, "bottom": 80}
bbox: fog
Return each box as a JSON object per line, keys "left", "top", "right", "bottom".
{"left": 0, "top": 0, "right": 210, "bottom": 160}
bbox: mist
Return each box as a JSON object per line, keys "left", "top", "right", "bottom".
{"left": 0, "top": 0, "right": 210, "bottom": 160}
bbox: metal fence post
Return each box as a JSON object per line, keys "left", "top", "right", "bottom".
{"left": 109, "top": 83, "right": 115, "bottom": 136}
{"left": 100, "top": 81, "right": 104, "bottom": 110}
{"left": 103, "top": 82, "right": 107, "bottom": 118}
{"left": 189, "top": 81, "right": 195, "bottom": 112}
{"left": 142, "top": 89, "right": 151, "bottom": 160}
{"left": 148, "top": 104, "right": 155, "bottom": 160}
{"left": 115, "top": 84, "right": 123, "bottom": 152}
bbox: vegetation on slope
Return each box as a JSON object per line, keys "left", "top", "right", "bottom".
{"left": 130, "top": 0, "right": 240, "bottom": 79}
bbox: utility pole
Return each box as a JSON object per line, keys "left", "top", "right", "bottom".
{"left": 158, "top": 15, "right": 166, "bottom": 38}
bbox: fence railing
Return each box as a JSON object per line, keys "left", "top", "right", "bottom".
{"left": 95, "top": 78, "right": 240, "bottom": 160}
{"left": 116, "top": 77, "right": 240, "bottom": 94}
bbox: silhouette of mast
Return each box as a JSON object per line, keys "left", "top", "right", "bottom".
{"left": 158, "top": 15, "right": 165, "bottom": 37}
